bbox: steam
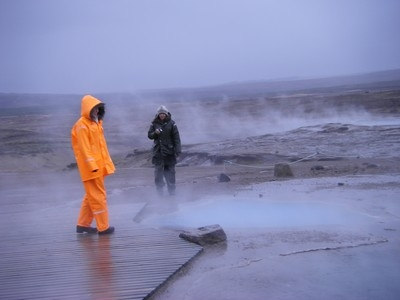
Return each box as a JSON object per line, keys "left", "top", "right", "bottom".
{"left": 138, "top": 174, "right": 398, "bottom": 229}
{"left": 101, "top": 94, "right": 393, "bottom": 150}
{"left": 5, "top": 91, "right": 396, "bottom": 161}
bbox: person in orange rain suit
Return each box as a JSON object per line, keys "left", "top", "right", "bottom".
{"left": 71, "top": 95, "right": 115, "bottom": 235}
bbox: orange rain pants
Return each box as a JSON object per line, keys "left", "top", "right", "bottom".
{"left": 77, "top": 176, "right": 109, "bottom": 232}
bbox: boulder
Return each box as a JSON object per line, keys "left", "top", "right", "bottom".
{"left": 362, "top": 162, "right": 378, "bottom": 169}
{"left": 274, "top": 163, "right": 294, "bottom": 177}
{"left": 218, "top": 173, "right": 231, "bottom": 182}
{"left": 311, "top": 165, "right": 325, "bottom": 171}
{"left": 179, "top": 224, "right": 227, "bottom": 246}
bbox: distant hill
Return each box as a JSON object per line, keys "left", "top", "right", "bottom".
{"left": 1, "top": 69, "right": 400, "bottom": 109}
{"left": 138, "top": 69, "right": 400, "bottom": 101}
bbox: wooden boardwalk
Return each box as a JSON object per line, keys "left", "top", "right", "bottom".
{"left": 0, "top": 225, "right": 203, "bottom": 300}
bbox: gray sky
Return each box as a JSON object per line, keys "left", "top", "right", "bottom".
{"left": 1, "top": 0, "right": 400, "bottom": 94}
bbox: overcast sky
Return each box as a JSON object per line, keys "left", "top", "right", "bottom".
{"left": 1, "top": 0, "right": 399, "bottom": 94}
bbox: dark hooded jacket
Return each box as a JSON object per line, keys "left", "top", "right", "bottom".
{"left": 148, "top": 112, "right": 181, "bottom": 165}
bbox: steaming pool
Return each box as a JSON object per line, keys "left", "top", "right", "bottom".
{"left": 140, "top": 196, "right": 373, "bottom": 229}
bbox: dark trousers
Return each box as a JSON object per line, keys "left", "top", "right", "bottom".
{"left": 154, "top": 163, "right": 176, "bottom": 195}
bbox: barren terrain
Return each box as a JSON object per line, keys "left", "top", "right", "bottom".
{"left": 1, "top": 72, "right": 400, "bottom": 299}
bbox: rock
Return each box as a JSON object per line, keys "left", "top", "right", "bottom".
{"left": 274, "top": 163, "right": 294, "bottom": 177}
{"left": 338, "top": 182, "right": 345, "bottom": 186}
{"left": 362, "top": 162, "right": 378, "bottom": 169}
{"left": 218, "top": 173, "right": 231, "bottom": 182}
{"left": 311, "top": 165, "right": 324, "bottom": 171}
{"left": 179, "top": 224, "right": 227, "bottom": 246}
{"left": 66, "top": 162, "right": 77, "bottom": 169}
{"left": 321, "top": 124, "right": 349, "bottom": 133}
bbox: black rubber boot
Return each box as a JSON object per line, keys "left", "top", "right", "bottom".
{"left": 76, "top": 225, "right": 98, "bottom": 234}
{"left": 98, "top": 226, "right": 115, "bottom": 235}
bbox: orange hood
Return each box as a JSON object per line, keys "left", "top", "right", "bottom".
{"left": 81, "top": 95, "right": 102, "bottom": 120}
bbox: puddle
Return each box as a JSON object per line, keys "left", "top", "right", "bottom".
{"left": 139, "top": 197, "right": 373, "bottom": 229}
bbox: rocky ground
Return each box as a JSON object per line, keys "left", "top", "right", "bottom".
{"left": 1, "top": 79, "right": 400, "bottom": 299}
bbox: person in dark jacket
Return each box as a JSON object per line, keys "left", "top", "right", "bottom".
{"left": 148, "top": 105, "right": 181, "bottom": 195}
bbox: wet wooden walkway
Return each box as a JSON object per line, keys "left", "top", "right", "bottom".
{"left": 0, "top": 225, "right": 203, "bottom": 299}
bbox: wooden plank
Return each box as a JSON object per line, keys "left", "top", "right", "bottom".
{"left": 0, "top": 226, "right": 203, "bottom": 300}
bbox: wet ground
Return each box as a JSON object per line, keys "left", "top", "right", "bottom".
{"left": 145, "top": 175, "right": 400, "bottom": 300}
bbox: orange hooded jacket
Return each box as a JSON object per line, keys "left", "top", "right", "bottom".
{"left": 71, "top": 95, "right": 115, "bottom": 181}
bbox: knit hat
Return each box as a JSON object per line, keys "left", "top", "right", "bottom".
{"left": 157, "top": 105, "right": 169, "bottom": 115}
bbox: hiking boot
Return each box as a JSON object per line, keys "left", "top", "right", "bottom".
{"left": 98, "top": 226, "right": 115, "bottom": 235}
{"left": 76, "top": 225, "right": 98, "bottom": 234}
